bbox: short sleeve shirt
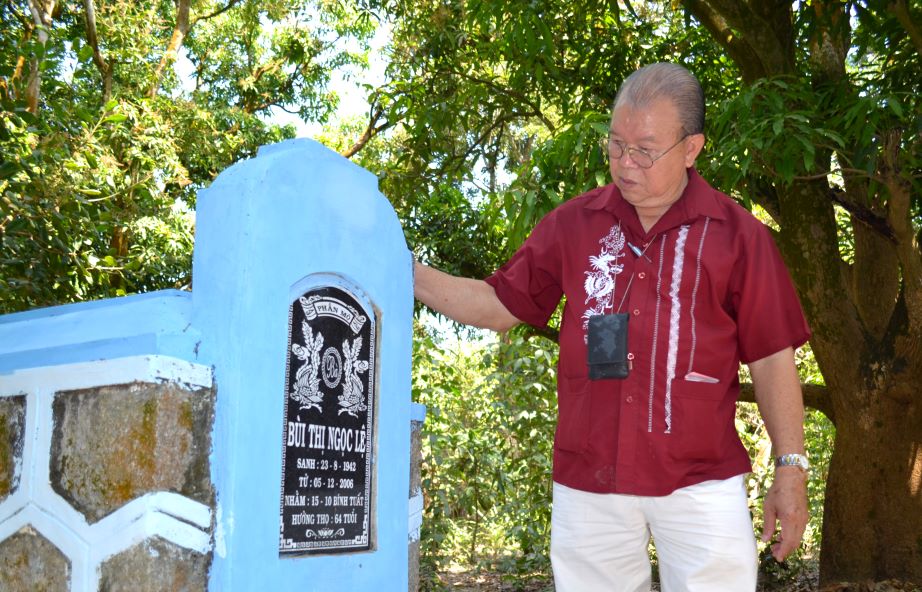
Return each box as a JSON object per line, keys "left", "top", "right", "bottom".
{"left": 485, "top": 168, "right": 811, "bottom": 495}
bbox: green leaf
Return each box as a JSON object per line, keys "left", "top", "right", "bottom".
{"left": 797, "top": 136, "right": 816, "bottom": 172}
{"left": 772, "top": 118, "right": 783, "bottom": 136}
{"left": 0, "top": 162, "right": 19, "bottom": 180}
{"left": 76, "top": 107, "right": 95, "bottom": 123}
{"left": 888, "top": 98, "right": 904, "bottom": 118}
{"left": 78, "top": 44, "right": 94, "bottom": 63}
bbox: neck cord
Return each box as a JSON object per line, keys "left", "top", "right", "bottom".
{"left": 614, "top": 237, "right": 657, "bottom": 314}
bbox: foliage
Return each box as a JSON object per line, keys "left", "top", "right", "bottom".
{"left": 0, "top": 0, "right": 375, "bottom": 312}
{"left": 1, "top": 96, "right": 202, "bottom": 307}
{"left": 413, "top": 323, "right": 557, "bottom": 589}
{"left": 705, "top": 75, "right": 918, "bottom": 216}
{"left": 366, "top": 0, "right": 735, "bottom": 260}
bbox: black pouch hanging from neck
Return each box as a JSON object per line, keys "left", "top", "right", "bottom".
{"left": 587, "top": 313, "right": 630, "bottom": 380}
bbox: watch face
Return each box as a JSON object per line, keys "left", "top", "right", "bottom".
{"left": 777, "top": 454, "right": 809, "bottom": 471}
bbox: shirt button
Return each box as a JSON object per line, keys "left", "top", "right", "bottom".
{"left": 638, "top": 272, "right": 646, "bottom": 279}
{"left": 632, "top": 309, "right": 640, "bottom": 316}
{"left": 626, "top": 395, "right": 634, "bottom": 403}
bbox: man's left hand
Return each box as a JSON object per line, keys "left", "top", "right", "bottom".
{"left": 760, "top": 466, "right": 809, "bottom": 561}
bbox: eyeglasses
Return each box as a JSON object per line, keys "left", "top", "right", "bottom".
{"left": 606, "top": 134, "right": 689, "bottom": 169}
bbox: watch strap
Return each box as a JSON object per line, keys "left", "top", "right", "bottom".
{"left": 775, "top": 453, "right": 810, "bottom": 472}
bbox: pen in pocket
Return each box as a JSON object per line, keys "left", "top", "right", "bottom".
{"left": 684, "top": 371, "right": 719, "bottom": 384}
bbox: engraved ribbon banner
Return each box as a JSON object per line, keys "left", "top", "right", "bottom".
{"left": 300, "top": 295, "right": 367, "bottom": 334}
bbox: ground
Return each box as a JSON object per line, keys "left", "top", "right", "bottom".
{"left": 432, "top": 566, "right": 921, "bottom": 592}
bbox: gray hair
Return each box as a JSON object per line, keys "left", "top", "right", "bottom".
{"left": 612, "top": 63, "right": 705, "bottom": 136}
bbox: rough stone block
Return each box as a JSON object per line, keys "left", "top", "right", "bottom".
{"left": 0, "top": 395, "right": 26, "bottom": 502}
{"left": 99, "top": 536, "right": 209, "bottom": 592}
{"left": 409, "top": 419, "right": 423, "bottom": 497}
{"left": 0, "top": 525, "right": 71, "bottom": 592}
{"left": 408, "top": 418, "right": 424, "bottom": 592}
{"left": 408, "top": 539, "right": 420, "bottom": 592}
{"left": 50, "top": 382, "right": 214, "bottom": 523}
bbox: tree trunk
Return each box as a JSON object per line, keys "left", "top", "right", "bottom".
{"left": 682, "top": 0, "right": 922, "bottom": 584}
{"left": 771, "top": 122, "right": 922, "bottom": 588}
{"left": 781, "top": 153, "right": 922, "bottom": 587}
{"left": 821, "top": 380, "right": 922, "bottom": 581}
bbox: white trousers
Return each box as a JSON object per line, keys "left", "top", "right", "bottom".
{"left": 550, "top": 475, "right": 758, "bottom": 592}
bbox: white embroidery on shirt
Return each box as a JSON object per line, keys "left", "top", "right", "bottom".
{"left": 648, "top": 235, "right": 667, "bottom": 433}
{"left": 687, "top": 217, "right": 711, "bottom": 375}
{"left": 664, "top": 225, "right": 690, "bottom": 434}
{"left": 582, "top": 224, "right": 626, "bottom": 338}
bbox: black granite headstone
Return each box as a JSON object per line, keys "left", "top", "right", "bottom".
{"left": 279, "top": 284, "right": 376, "bottom": 555}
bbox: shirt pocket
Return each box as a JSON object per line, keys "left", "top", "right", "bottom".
{"left": 669, "top": 379, "right": 729, "bottom": 462}
{"left": 674, "top": 377, "right": 724, "bottom": 400}
{"left": 555, "top": 373, "right": 591, "bottom": 453}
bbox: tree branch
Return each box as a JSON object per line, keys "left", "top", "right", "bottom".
{"left": 681, "top": 0, "right": 794, "bottom": 80}
{"left": 807, "top": 0, "right": 850, "bottom": 85}
{"left": 739, "top": 382, "right": 834, "bottom": 425}
{"left": 522, "top": 324, "right": 560, "bottom": 344}
{"left": 241, "top": 62, "right": 301, "bottom": 114}
{"left": 27, "top": 0, "right": 53, "bottom": 42}
{"left": 622, "top": 0, "right": 639, "bottom": 19}
{"left": 191, "top": 0, "right": 243, "bottom": 26}
{"left": 889, "top": 0, "right": 922, "bottom": 58}
{"left": 7, "top": 9, "right": 33, "bottom": 100}
{"left": 452, "top": 112, "right": 526, "bottom": 172}
{"left": 148, "top": 0, "right": 192, "bottom": 98}
{"left": 681, "top": 0, "right": 768, "bottom": 82}
{"left": 827, "top": 187, "right": 896, "bottom": 242}
{"left": 26, "top": 0, "right": 55, "bottom": 114}
{"left": 250, "top": 55, "right": 286, "bottom": 85}
{"left": 747, "top": 176, "right": 782, "bottom": 224}
{"left": 342, "top": 102, "right": 392, "bottom": 159}
{"left": 456, "top": 70, "right": 556, "bottom": 132}
{"left": 83, "top": 0, "right": 112, "bottom": 103}
{"left": 882, "top": 128, "right": 922, "bottom": 334}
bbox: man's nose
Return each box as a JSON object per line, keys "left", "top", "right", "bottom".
{"left": 615, "top": 149, "right": 641, "bottom": 168}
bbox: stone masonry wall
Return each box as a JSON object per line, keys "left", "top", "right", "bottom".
{"left": 0, "top": 372, "right": 215, "bottom": 592}
{"left": 50, "top": 381, "right": 214, "bottom": 524}
{"left": 0, "top": 395, "right": 26, "bottom": 504}
{"left": 99, "top": 536, "right": 210, "bottom": 592}
{"left": 0, "top": 525, "right": 71, "bottom": 592}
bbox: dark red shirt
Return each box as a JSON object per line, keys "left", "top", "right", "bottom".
{"left": 486, "top": 168, "right": 810, "bottom": 495}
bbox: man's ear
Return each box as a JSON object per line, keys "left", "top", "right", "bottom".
{"left": 684, "top": 133, "right": 705, "bottom": 167}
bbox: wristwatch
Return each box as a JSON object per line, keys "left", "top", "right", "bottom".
{"left": 775, "top": 453, "right": 810, "bottom": 474}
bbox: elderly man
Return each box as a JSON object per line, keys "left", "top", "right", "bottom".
{"left": 414, "top": 62, "right": 810, "bottom": 591}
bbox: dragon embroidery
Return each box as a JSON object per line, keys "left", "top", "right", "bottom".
{"left": 582, "top": 224, "right": 627, "bottom": 333}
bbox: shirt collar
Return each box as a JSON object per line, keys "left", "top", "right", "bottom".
{"left": 585, "top": 168, "right": 727, "bottom": 235}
